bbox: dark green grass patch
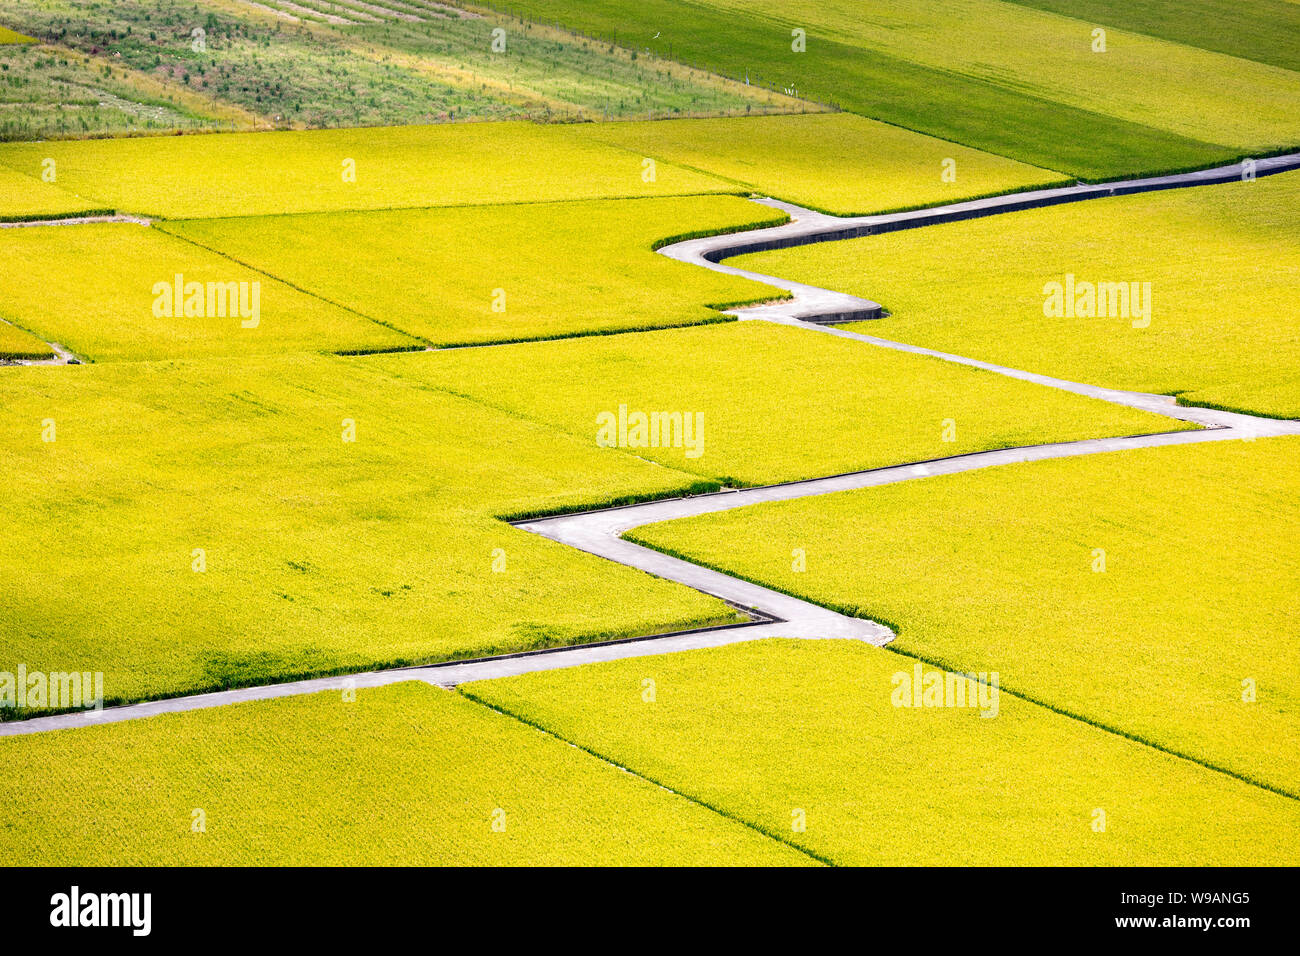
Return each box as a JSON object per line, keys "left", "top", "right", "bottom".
{"left": 483, "top": 0, "right": 1242, "bottom": 179}
{"left": 1010, "top": 0, "right": 1300, "bottom": 73}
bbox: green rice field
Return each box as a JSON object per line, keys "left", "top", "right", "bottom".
{"left": 160, "top": 196, "right": 786, "bottom": 347}
{"left": 0, "top": 317, "right": 53, "bottom": 361}
{"left": 381, "top": 321, "right": 1190, "bottom": 486}
{"left": 0, "top": 164, "right": 105, "bottom": 221}
{"left": 0, "top": 3, "right": 1296, "bottom": 876}
{"left": 1008, "top": 0, "right": 1300, "bottom": 72}
{"left": 465, "top": 640, "right": 1300, "bottom": 865}
{"left": 0, "top": 223, "right": 419, "bottom": 361}
{"left": 484, "top": 0, "right": 1274, "bottom": 179}
{"left": 702, "top": 0, "right": 1300, "bottom": 153}
{"left": 573, "top": 112, "right": 1066, "bottom": 215}
{"left": 739, "top": 170, "right": 1300, "bottom": 419}
{"left": 629, "top": 438, "right": 1300, "bottom": 796}
{"left": 0, "top": 681, "right": 810, "bottom": 865}
{"left": 0, "top": 354, "right": 737, "bottom": 707}
{"left": 0, "top": 121, "right": 737, "bottom": 219}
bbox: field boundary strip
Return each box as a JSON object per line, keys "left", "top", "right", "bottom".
{"left": 0, "top": 213, "right": 147, "bottom": 228}
{"left": 2, "top": 153, "right": 1297, "bottom": 740}
{"left": 0, "top": 209, "right": 120, "bottom": 225}
{"left": 149, "top": 188, "right": 755, "bottom": 224}
{"left": 0, "top": 203, "right": 792, "bottom": 366}
{"left": 457, "top": 689, "right": 835, "bottom": 865}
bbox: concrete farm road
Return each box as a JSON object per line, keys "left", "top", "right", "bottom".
{"left": 4, "top": 153, "right": 1299, "bottom": 735}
